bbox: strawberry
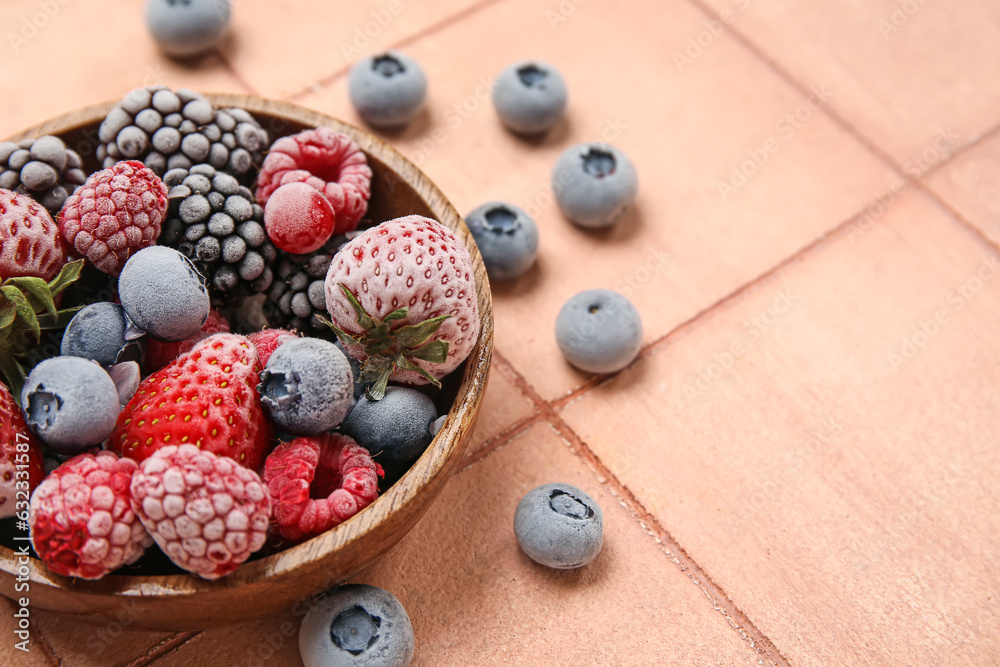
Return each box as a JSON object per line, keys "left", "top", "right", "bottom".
{"left": 0, "top": 187, "right": 67, "bottom": 282}
{"left": 111, "top": 332, "right": 273, "bottom": 470}
{"left": 322, "top": 215, "right": 480, "bottom": 399}
{"left": 0, "top": 381, "right": 44, "bottom": 519}
{"left": 247, "top": 328, "right": 298, "bottom": 367}
{"left": 143, "top": 308, "right": 230, "bottom": 373}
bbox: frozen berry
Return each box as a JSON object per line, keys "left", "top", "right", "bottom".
{"left": 264, "top": 234, "right": 347, "bottom": 333}
{"left": 263, "top": 434, "right": 382, "bottom": 543}
{"left": 492, "top": 60, "right": 568, "bottom": 135}
{"left": 145, "top": 0, "right": 231, "bottom": 58}
{"left": 465, "top": 201, "right": 539, "bottom": 281}
{"left": 264, "top": 182, "right": 336, "bottom": 254}
{"left": 29, "top": 451, "right": 152, "bottom": 579}
{"left": 257, "top": 337, "right": 354, "bottom": 435}
{"left": 0, "top": 136, "right": 86, "bottom": 214}
{"left": 118, "top": 245, "right": 211, "bottom": 342}
{"left": 299, "top": 584, "right": 414, "bottom": 667}
{"left": 552, "top": 143, "right": 638, "bottom": 228}
{"left": 0, "top": 187, "right": 66, "bottom": 281}
{"left": 348, "top": 51, "right": 428, "bottom": 129}
{"left": 554, "top": 289, "right": 642, "bottom": 374}
{"left": 21, "top": 356, "right": 121, "bottom": 454}
{"left": 109, "top": 361, "right": 142, "bottom": 407}
{"left": 142, "top": 308, "right": 230, "bottom": 373}
{"left": 247, "top": 328, "right": 298, "bottom": 367}
{"left": 130, "top": 444, "right": 270, "bottom": 580}
{"left": 57, "top": 160, "right": 168, "bottom": 276}
{"left": 60, "top": 302, "right": 131, "bottom": 367}
{"left": 514, "top": 482, "right": 603, "bottom": 569}
{"left": 255, "top": 128, "right": 372, "bottom": 233}
{"left": 341, "top": 387, "right": 437, "bottom": 479}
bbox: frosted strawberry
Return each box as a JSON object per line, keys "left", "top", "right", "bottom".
{"left": 111, "top": 333, "right": 273, "bottom": 470}
{"left": 0, "top": 187, "right": 66, "bottom": 281}
{"left": 143, "top": 308, "right": 230, "bottom": 373}
{"left": 0, "top": 382, "right": 44, "bottom": 519}
{"left": 247, "top": 328, "right": 298, "bottom": 367}
{"left": 322, "top": 215, "right": 480, "bottom": 399}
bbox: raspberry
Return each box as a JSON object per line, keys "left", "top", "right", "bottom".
{"left": 130, "top": 444, "right": 271, "bottom": 580}
{"left": 28, "top": 452, "right": 152, "bottom": 580}
{"left": 247, "top": 328, "right": 298, "bottom": 367}
{"left": 143, "top": 308, "right": 230, "bottom": 373}
{"left": 58, "top": 160, "right": 168, "bottom": 276}
{"left": 255, "top": 128, "right": 372, "bottom": 234}
{"left": 263, "top": 182, "right": 336, "bottom": 254}
{"left": 263, "top": 434, "right": 382, "bottom": 543}
{"left": 0, "top": 187, "right": 66, "bottom": 281}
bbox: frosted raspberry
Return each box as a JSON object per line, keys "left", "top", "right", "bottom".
{"left": 255, "top": 128, "right": 372, "bottom": 233}
{"left": 0, "top": 188, "right": 66, "bottom": 281}
{"left": 143, "top": 308, "right": 230, "bottom": 373}
{"left": 263, "top": 182, "right": 336, "bottom": 254}
{"left": 58, "top": 160, "right": 168, "bottom": 276}
{"left": 28, "top": 452, "right": 152, "bottom": 580}
{"left": 130, "top": 444, "right": 271, "bottom": 580}
{"left": 247, "top": 328, "right": 298, "bottom": 367}
{"left": 263, "top": 434, "right": 382, "bottom": 543}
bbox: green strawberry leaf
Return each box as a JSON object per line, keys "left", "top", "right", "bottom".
{"left": 0, "top": 298, "right": 16, "bottom": 331}
{"left": 317, "top": 315, "right": 361, "bottom": 346}
{"left": 394, "top": 314, "right": 451, "bottom": 349}
{"left": 1, "top": 286, "right": 39, "bottom": 342}
{"left": 338, "top": 284, "right": 377, "bottom": 330}
{"left": 408, "top": 339, "right": 449, "bottom": 364}
{"left": 360, "top": 356, "right": 394, "bottom": 401}
{"left": 5, "top": 277, "right": 56, "bottom": 317}
{"left": 395, "top": 354, "right": 443, "bottom": 388}
{"left": 383, "top": 307, "right": 409, "bottom": 324}
{"left": 47, "top": 259, "right": 84, "bottom": 296}
{"left": 0, "top": 354, "right": 26, "bottom": 407}
{"left": 37, "top": 305, "right": 83, "bottom": 330}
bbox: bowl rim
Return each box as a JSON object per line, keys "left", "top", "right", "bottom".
{"left": 0, "top": 94, "right": 494, "bottom": 613}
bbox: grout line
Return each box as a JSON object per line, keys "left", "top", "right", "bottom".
{"left": 459, "top": 412, "right": 546, "bottom": 470}
{"left": 913, "top": 180, "right": 1000, "bottom": 256}
{"left": 211, "top": 49, "right": 262, "bottom": 98}
{"left": 131, "top": 632, "right": 200, "bottom": 666}
{"left": 918, "top": 118, "right": 1000, "bottom": 181}
{"left": 284, "top": 0, "right": 509, "bottom": 102}
{"left": 489, "top": 352, "right": 789, "bottom": 664}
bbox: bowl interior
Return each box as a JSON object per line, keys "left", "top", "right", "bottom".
{"left": 0, "top": 94, "right": 493, "bottom": 630}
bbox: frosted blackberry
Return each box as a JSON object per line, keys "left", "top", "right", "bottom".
{"left": 97, "top": 86, "right": 269, "bottom": 178}
{"left": 0, "top": 135, "right": 86, "bottom": 214}
{"left": 160, "top": 164, "right": 276, "bottom": 305}
{"left": 264, "top": 234, "right": 348, "bottom": 332}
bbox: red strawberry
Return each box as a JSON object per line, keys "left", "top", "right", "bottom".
{"left": 143, "top": 308, "right": 230, "bottom": 373}
{"left": 0, "top": 382, "right": 44, "bottom": 519}
{"left": 323, "top": 215, "right": 480, "bottom": 398}
{"left": 247, "top": 328, "right": 298, "bottom": 367}
{"left": 0, "top": 187, "right": 67, "bottom": 281}
{"left": 111, "top": 333, "right": 273, "bottom": 470}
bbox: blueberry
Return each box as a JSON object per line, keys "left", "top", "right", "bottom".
{"left": 514, "top": 482, "right": 603, "bottom": 569}
{"left": 145, "top": 0, "right": 231, "bottom": 58}
{"left": 555, "top": 289, "right": 642, "bottom": 374}
{"left": 335, "top": 340, "right": 366, "bottom": 400}
{"left": 257, "top": 337, "right": 353, "bottom": 435}
{"left": 492, "top": 60, "right": 568, "bottom": 134}
{"left": 118, "top": 246, "right": 211, "bottom": 342}
{"left": 341, "top": 387, "right": 436, "bottom": 477}
{"left": 465, "top": 201, "right": 539, "bottom": 281}
{"left": 348, "top": 51, "right": 427, "bottom": 128}
{"left": 299, "top": 584, "right": 414, "bottom": 667}
{"left": 552, "top": 142, "right": 638, "bottom": 228}
{"left": 60, "top": 302, "right": 130, "bottom": 367}
{"left": 21, "top": 356, "right": 121, "bottom": 454}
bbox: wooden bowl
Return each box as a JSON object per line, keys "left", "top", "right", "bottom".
{"left": 0, "top": 95, "right": 493, "bottom": 631}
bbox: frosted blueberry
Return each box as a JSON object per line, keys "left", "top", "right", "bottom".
{"left": 514, "top": 482, "right": 603, "bottom": 569}
{"left": 492, "top": 60, "right": 568, "bottom": 134}
{"left": 555, "top": 289, "right": 642, "bottom": 374}
{"left": 465, "top": 201, "right": 539, "bottom": 281}
{"left": 348, "top": 51, "right": 427, "bottom": 128}
{"left": 117, "top": 246, "right": 211, "bottom": 342}
{"left": 341, "top": 386, "right": 437, "bottom": 478}
{"left": 60, "top": 302, "right": 130, "bottom": 367}
{"left": 145, "top": 0, "right": 231, "bottom": 58}
{"left": 552, "top": 142, "right": 638, "bottom": 228}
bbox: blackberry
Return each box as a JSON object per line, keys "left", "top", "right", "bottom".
{"left": 160, "top": 164, "right": 276, "bottom": 305}
{"left": 264, "top": 234, "right": 347, "bottom": 333}
{"left": 0, "top": 135, "right": 87, "bottom": 214}
{"left": 97, "top": 86, "right": 269, "bottom": 179}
